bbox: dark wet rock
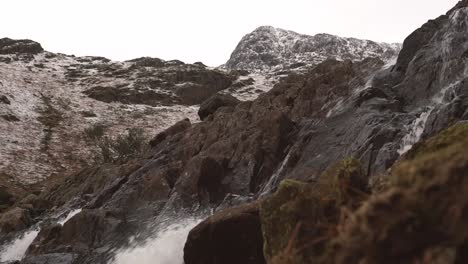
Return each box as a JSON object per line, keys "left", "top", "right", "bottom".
{"left": 0, "top": 207, "right": 32, "bottom": 232}
{"left": 393, "top": 6, "right": 468, "bottom": 104}
{"left": 184, "top": 202, "right": 265, "bottom": 264}
{"left": 394, "top": 16, "right": 445, "bottom": 73}
{"left": 149, "top": 118, "right": 191, "bottom": 147}
{"left": 354, "top": 87, "right": 389, "bottom": 107}
{"left": 174, "top": 110, "right": 295, "bottom": 204}
{"left": 0, "top": 95, "right": 10, "bottom": 104}
{"left": 198, "top": 94, "right": 241, "bottom": 120}
{"left": 0, "top": 38, "right": 43, "bottom": 55}
{"left": 27, "top": 209, "right": 124, "bottom": 255}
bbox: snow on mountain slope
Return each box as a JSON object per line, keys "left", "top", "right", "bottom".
{"left": 0, "top": 40, "right": 230, "bottom": 184}
{"left": 225, "top": 26, "right": 401, "bottom": 73}
{"left": 0, "top": 27, "right": 401, "bottom": 184}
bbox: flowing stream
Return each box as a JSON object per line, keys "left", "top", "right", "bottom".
{"left": 111, "top": 217, "right": 203, "bottom": 264}
{"left": 0, "top": 208, "right": 83, "bottom": 262}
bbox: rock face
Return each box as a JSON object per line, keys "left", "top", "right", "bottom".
{"left": 225, "top": 26, "right": 401, "bottom": 72}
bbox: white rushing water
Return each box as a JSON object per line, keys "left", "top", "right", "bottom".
{"left": 398, "top": 108, "right": 434, "bottom": 155}
{"left": 0, "top": 229, "right": 40, "bottom": 262}
{"left": 260, "top": 151, "right": 292, "bottom": 196}
{"left": 111, "top": 217, "right": 203, "bottom": 264}
{"left": 58, "top": 208, "right": 82, "bottom": 226}
{"left": 397, "top": 78, "right": 462, "bottom": 155}
{"left": 0, "top": 208, "right": 82, "bottom": 262}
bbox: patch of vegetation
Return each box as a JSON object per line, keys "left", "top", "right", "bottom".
{"left": 37, "top": 95, "right": 63, "bottom": 151}
{"left": 84, "top": 126, "right": 148, "bottom": 163}
{"left": 260, "top": 159, "right": 368, "bottom": 264}
{"left": 260, "top": 123, "right": 468, "bottom": 264}
{"left": 84, "top": 123, "right": 107, "bottom": 142}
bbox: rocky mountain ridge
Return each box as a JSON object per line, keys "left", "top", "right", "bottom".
{"left": 225, "top": 26, "right": 401, "bottom": 72}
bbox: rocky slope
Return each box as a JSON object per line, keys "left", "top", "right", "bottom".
{"left": 2, "top": 1, "right": 468, "bottom": 264}
{"left": 0, "top": 42, "right": 235, "bottom": 185}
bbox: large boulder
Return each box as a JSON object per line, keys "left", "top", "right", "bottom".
{"left": 184, "top": 202, "right": 265, "bottom": 264}
{"left": 198, "top": 94, "right": 241, "bottom": 121}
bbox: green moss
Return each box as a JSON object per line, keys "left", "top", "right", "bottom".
{"left": 404, "top": 122, "right": 468, "bottom": 161}
{"left": 391, "top": 122, "right": 468, "bottom": 188}
{"left": 324, "top": 123, "right": 468, "bottom": 264}
{"left": 260, "top": 159, "right": 367, "bottom": 263}
{"left": 319, "top": 158, "right": 367, "bottom": 207}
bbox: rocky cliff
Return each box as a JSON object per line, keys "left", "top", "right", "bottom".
{"left": 1, "top": 1, "right": 468, "bottom": 264}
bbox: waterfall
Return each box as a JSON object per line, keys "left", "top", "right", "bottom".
{"left": 0, "top": 229, "right": 40, "bottom": 262}
{"left": 397, "top": 79, "right": 461, "bottom": 155}
{"left": 111, "top": 217, "right": 203, "bottom": 264}
{"left": 259, "top": 151, "right": 292, "bottom": 196}
{"left": 58, "top": 209, "right": 82, "bottom": 226}
{"left": 397, "top": 107, "right": 434, "bottom": 155}
{"left": 0, "top": 208, "right": 82, "bottom": 262}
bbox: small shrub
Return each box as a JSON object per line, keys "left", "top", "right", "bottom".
{"left": 86, "top": 127, "right": 148, "bottom": 163}
{"left": 84, "top": 123, "right": 107, "bottom": 142}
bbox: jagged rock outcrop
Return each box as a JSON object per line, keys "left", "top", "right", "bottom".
{"left": 0, "top": 38, "right": 43, "bottom": 55}
{"left": 225, "top": 26, "right": 401, "bottom": 72}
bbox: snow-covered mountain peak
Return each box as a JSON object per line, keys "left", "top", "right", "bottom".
{"left": 225, "top": 26, "right": 401, "bottom": 72}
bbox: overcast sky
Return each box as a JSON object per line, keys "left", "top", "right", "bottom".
{"left": 0, "top": 0, "right": 459, "bottom": 66}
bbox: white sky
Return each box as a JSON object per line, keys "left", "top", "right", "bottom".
{"left": 0, "top": 0, "right": 459, "bottom": 66}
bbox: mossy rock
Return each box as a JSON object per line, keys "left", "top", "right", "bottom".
{"left": 319, "top": 158, "right": 368, "bottom": 207}
{"left": 324, "top": 123, "right": 468, "bottom": 264}
{"left": 260, "top": 159, "right": 367, "bottom": 263}
{"left": 392, "top": 122, "right": 468, "bottom": 188}
{"left": 403, "top": 122, "right": 468, "bottom": 161}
